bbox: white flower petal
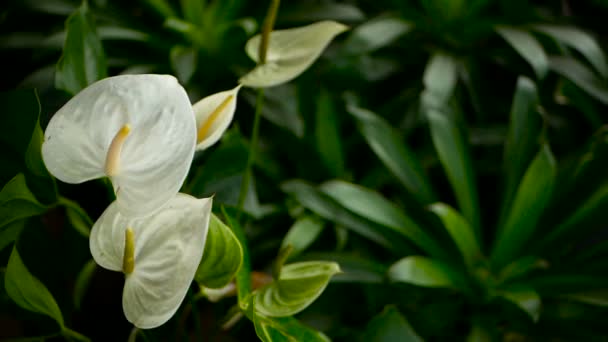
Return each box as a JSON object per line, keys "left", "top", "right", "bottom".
{"left": 89, "top": 193, "right": 213, "bottom": 329}
{"left": 239, "top": 21, "right": 348, "bottom": 88}
{"left": 42, "top": 74, "right": 196, "bottom": 217}
{"left": 192, "top": 85, "right": 241, "bottom": 151}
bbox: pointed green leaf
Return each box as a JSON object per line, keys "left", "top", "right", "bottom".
{"left": 346, "top": 103, "right": 435, "bottom": 204}
{"left": 498, "top": 256, "right": 547, "bottom": 283}
{"left": 343, "top": 17, "right": 412, "bottom": 55}
{"left": 170, "top": 45, "right": 197, "bottom": 84}
{"left": 195, "top": 213, "right": 243, "bottom": 289}
{"left": 533, "top": 25, "right": 608, "bottom": 78}
{"left": 321, "top": 180, "right": 445, "bottom": 259}
{"left": 73, "top": 259, "right": 96, "bottom": 310}
{"left": 0, "top": 174, "right": 47, "bottom": 250}
{"left": 59, "top": 197, "right": 92, "bottom": 238}
{"left": 421, "top": 52, "right": 458, "bottom": 109}
{"left": 496, "top": 26, "right": 548, "bottom": 79}
{"left": 282, "top": 180, "right": 402, "bottom": 251}
{"left": 5, "top": 246, "right": 64, "bottom": 327}
{"left": 500, "top": 77, "right": 542, "bottom": 226}
{"left": 180, "top": 0, "right": 205, "bottom": 26}
{"left": 549, "top": 56, "right": 608, "bottom": 104}
{"left": 56, "top": 0, "right": 107, "bottom": 95}
{"left": 281, "top": 216, "right": 325, "bottom": 259}
{"left": 255, "top": 261, "right": 340, "bottom": 317}
{"left": 497, "top": 286, "right": 541, "bottom": 322}
{"left": 429, "top": 203, "right": 481, "bottom": 268}
{"left": 388, "top": 256, "right": 464, "bottom": 289}
{"left": 315, "top": 89, "right": 344, "bottom": 177}
{"left": 492, "top": 145, "right": 556, "bottom": 268}
{"left": 363, "top": 306, "right": 423, "bottom": 342}
{"left": 253, "top": 312, "right": 330, "bottom": 342}
{"left": 427, "top": 109, "right": 481, "bottom": 235}
{"left": 563, "top": 290, "right": 608, "bottom": 307}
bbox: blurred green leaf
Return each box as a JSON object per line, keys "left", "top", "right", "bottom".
{"left": 0, "top": 174, "right": 47, "bottom": 250}
{"left": 497, "top": 286, "right": 541, "bottom": 322}
{"left": 243, "top": 86, "right": 304, "bottom": 138}
{"left": 170, "top": 45, "right": 197, "bottom": 84}
{"left": 496, "top": 26, "right": 548, "bottom": 79}
{"left": 195, "top": 214, "right": 243, "bottom": 289}
{"left": 500, "top": 77, "right": 542, "bottom": 227}
{"left": 180, "top": 0, "right": 205, "bottom": 26}
{"left": 429, "top": 203, "right": 481, "bottom": 269}
{"left": 492, "top": 145, "right": 555, "bottom": 269}
{"left": 533, "top": 25, "right": 608, "bottom": 78}
{"left": 253, "top": 312, "right": 330, "bottom": 342}
{"left": 342, "top": 17, "right": 412, "bottom": 55}
{"left": 222, "top": 207, "right": 251, "bottom": 309}
{"left": 300, "top": 252, "right": 387, "bottom": 284}
{"left": 563, "top": 290, "right": 608, "bottom": 307}
{"left": 255, "top": 261, "right": 340, "bottom": 317}
{"left": 281, "top": 216, "right": 325, "bottom": 259}
{"left": 282, "top": 180, "right": 402, "bottom": 252}
{"left": 388, "top": 256, "right": 464, "bottom": 289}
{"left": 421, "top": 53, "right": 458, "bottom": 109}
{"left": 279, "top": 3, "right": 364, "bottom": 23}
{"left": 73, "top": 259, "right": 96, "bottom": 311}
{"left": 315, "top": 89, "right": 344, "bottom": 177}
{"left": 549, "top": 56, "right": 608, "bottom": 104}
{"left": 56, "top": 0, "right": 107, "bottom": 95}
{"left": 420, "top": 0, "right": 466, "bottom": 21}
{"left": 59, "top": 197, "right": 92, "bottom": 238}
{"left": 427, "top": 109, "right": 481, "bottom": 236}
{"left": 5, "top": 246, "right": 64, "bottom": 328}
{"left": 139, "top": 0, "right": 176, "bottom": 18}
{"left": 320, "top": 180, "right": 445, "bottom": 259}
{"left": 364, "top": 306, "right": 423, "bottom": 342}
{"left": 346, "top": 103, "right": 436, "bottom": 204}
{"left": 498, "top": 256, "right": 547, "bottom": 283}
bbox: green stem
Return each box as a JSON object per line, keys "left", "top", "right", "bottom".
{"left": 259, "top": 0, "right": 281, "bottom": 63}
{"left": 236, "top": 89, "right": 265, "bottom": 219}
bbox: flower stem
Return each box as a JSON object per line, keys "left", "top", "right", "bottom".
{"left": 236, "top": 89, "right": 265, "bottom": 219}
{"left": 62, "top": 327, "right": 90, "bottom": 342}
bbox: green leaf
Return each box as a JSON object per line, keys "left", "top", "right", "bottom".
{"left": 427, "top": 109, "right": 481, "bottom": 236}
{"left": 388, "top": 256, "right": 464, "bottom": 289}
{"left": 5, "top": 246, "right": 64, "bottom": 327}
{"left": 562, "top": 290, "right": 608, "bottom": 307}
{"left": 363, "top": 306, "right": 423, "bottom": 342}
{"left": 346, "top": 103, "right": 436, "bottom": 204}
{"left": 0, "top": 174, "right": 47, "bottom": 250}
{"left": 253, "top": 312, "right": 330, "bottom": 342}
{"left": 59, "top": 197, "right": 92, "bottom": 238}
{"left": 315, "top": 89, "right": 344, "bottom": 177}
{"left": 140, "top": 0, "right": 176, "bottom": 18}
{"left": 429, "top": 203, "right": 481, "bottom": 268}
{"left": 282, "top": 180, "right": 403, "bottom": 252}
{"left": 320, "top": 180, "right": 445, "bottom": 259}
{"left": 497, "top": 286, "right": 541, "bottom": 322}
{"left": 496, "top": 26, "right": 548, "bottom": 79}
{"left": 222, "top": 207, "right": 251, "bottom": 309}
{"left": 56, "top": 0, "right": 107, "bottom": 95}
{"left": 170, "top": 45, "right": 197, "bottom": 84}
{"left": 421, "top": 52, "right": 458, "bottom": 109}
{"left": 195, "top": 213, "right": 243, "bottom": 289}
{"left": 255, "top": 261, "right": 340, "bottom": 317}
{"left": 342, "top": 17, "right": 412, "bottom": 55}
{"left": 500, "top": 77, "right": 542, "bottom": 227}
{"left": 549, "top": 56, "right": 608, "bottom": 104}
{"left": 281, "top": 216, "right": 325, "bottom": 259}
{"left": 532, "top": 25, "right": 608, "bottom": 78}
{"left": 180, "top": 0, "right": 205, "bottom": 26}
{"left": 73, "top": 259, "right": 96, "bottom": 310}
{"left": 491, "top": 145, "right": 556, "bottom": 268}
{"left": 498, "top": 256, "right": 547, "bottom": 283}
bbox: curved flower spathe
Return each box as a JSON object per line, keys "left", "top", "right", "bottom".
{"left": 239, "top": 21, "right": 349, "bottom": 88}
{"left": 193, "top": 85, "right": 241, "bottom": 151}
{"left": 42, "top": 74, "right": 197, "bottom": 217}
{"left": 90, "top": 193, "right": 212, "bottom": 329}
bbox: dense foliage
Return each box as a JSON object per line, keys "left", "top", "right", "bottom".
{"left": 2, "top": 0, "right": 608, "bottom": 341}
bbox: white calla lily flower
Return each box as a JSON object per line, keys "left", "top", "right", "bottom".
{"left": 239, "top": 20, "right": 348, "bottom": 88}
{"left": 90, "top": 193, "right": 212, "bottom": 329}
{"left": 193, "top": 85, "right": 241, "bottom": 151}
{"left": 42, "top": 74, "right": 196, "bottom": 217}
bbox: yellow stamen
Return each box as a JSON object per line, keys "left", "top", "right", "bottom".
{"left": 105, "top": 124, "right": 131, "bottom": 176}
{"left": 123, "top": 227, "right": 135, "bottom": 275}
{"left": 197, "top": 95, "right": 234, "bottom": 144}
